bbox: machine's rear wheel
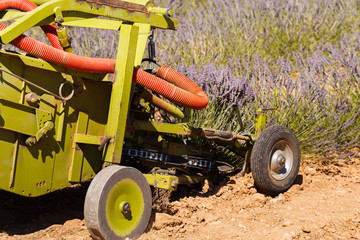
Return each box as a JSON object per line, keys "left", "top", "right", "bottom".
{"left": 250, "top": 125, "right": 300, "bottom": 196}
{"left": 84, "top": 165, "right": 152, "bottom": 240}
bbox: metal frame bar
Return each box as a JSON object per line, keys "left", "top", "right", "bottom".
{"left": 0, "top": 0, "right": 177, "bottom": 44}
{"left": 104, "top": 24, "right": 139, "bottom": 164}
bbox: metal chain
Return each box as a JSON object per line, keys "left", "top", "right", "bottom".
{"left": 148, "top": 29, "right": 156, "bottom": 69}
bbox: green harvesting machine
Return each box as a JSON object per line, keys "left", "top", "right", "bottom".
{"left": 0, "top": 0, "right": 301, "bottom": 239}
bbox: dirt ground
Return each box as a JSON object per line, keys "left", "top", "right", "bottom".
{"left": 0, "top": 150, "right": 359, "bottom": 240}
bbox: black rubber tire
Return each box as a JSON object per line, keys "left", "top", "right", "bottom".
{"left": 84, "top": 165, "right": 152, "bottom": 240}
{"left": 250, "top": 125, "right": 300, "bottom": 196}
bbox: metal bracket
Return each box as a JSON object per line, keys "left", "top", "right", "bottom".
{"left": 144, "top": 173, "right": 179, "bottom": 191}
{"left": 36, "top": 108, "right": 53, "bottom": 130}
{"left": 26, "top": 121, "right": 54, "bottom": 146}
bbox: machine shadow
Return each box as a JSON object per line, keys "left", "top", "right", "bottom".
{"left": 0, "top": 174, "right": 305, "bottom": 236}
{"left": 0, "top": 184, "right": 88, "bottom": 236}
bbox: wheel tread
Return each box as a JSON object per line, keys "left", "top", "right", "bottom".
{"left": 250, "top": 125, "right": 300, "bottom": 196}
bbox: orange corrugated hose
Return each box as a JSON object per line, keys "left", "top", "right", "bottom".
{"left": 134, "top": 67, "right": 208, "bottom": 110}
{"left": 0, "top": 0, "right": 63, "bottom": 50}
{"left": 0, "top": 4, "right": 209, "bottom": 110}
{"left": 0, "top": 23, "right": 116, "bottom": 73}
{"left": 156, "top": 65, "right": 208, "bottom": 109}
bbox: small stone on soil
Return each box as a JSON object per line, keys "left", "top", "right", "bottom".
{"left": 238, "top": 224, "right": 246, "bottom": 229}
{"left": 304, "top": 167, "right": 316, "bottom": 175}
{"left": 270, "top": 196, "right": 283, "bottom": 203}
{"left": 302, "top": 226, "right": 312, "bottom": 233}
{"left": 282, "top": 221, "right": 293, "bottom": 227}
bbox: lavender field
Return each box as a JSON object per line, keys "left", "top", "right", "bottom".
{"left": 153, "top": 0, "right": 360, "bottom": 153}
{"left": 10, "top": 0, "right": 360, "bottom": 153}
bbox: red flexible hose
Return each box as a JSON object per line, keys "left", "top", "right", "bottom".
{"left": 0, "top": 23, "right": 115, "bottom": 72}
{"left": 0, "top": 0, "right": 63, "bottom": 50}
{"left": 0, "top": 24, "right": 209, "bottom": 109}
{"left": 156, "top": 65, "right": 209, "bottom": 109}
{"left": 134, "top": 67, "right": 208, "bottom": 110}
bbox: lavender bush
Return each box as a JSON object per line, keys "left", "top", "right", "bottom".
{"left": 155, "top": 0, "right": 360, "bottom": 66}
{"left": 185, "top": 40, "right": 360, "bottom": 152}
{"left": 152, "top": 0, "right": 360, "bottom": 153}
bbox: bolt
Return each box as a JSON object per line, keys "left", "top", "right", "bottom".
{"left": 276, "top": 155, "right": 286, "bottom": 167}
{"left": 121, "top": 202, "right": 131, "bottom": 214}
{"left": 171, "top": 180, "right": 178, "bottom": 189}
{"left": 25, "top": 136, "right": 36, "bottom": 147}
{"left": 25, "top": 92, "right": 38, "bottom": 104}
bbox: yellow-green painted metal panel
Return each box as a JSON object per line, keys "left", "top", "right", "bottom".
{"left": 0, "top": 71, "right": 23, "bottom": 103}
{"left": 80, "top": 144, "right": 103, "bottom": 182}
{"left": 50, "top": 106, "right": 77, "bottom": 190}
{"left": 54, "top": 81, "right": 111, "bottom": 185}
{"left": 11, "top": 136, "right": 57, "bottom": 196}
{"left": 0, "top": 99, "right": 38, "bottom": 136}
{"left": 0, "top": 50, "right": 112, "bottom": 196}
{"left": 62, "top": 18, "right": 123, "bottom": 30}
{"left": 0, "top": 129, "right": 17, "bottom": 191}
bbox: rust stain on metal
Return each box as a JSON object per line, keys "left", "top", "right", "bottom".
{"left": 107, "top": 73, "right": 116, "bottom": 83}
{"left": 77, "top": 0, "right": 149, "bottom": 14}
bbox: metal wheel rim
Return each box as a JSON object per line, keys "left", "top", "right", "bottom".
{"left": 269, "top": 140, "right": 294, "bottom": 181}
{"left": 106, "top": 178, "right": 145, "bottom": 237}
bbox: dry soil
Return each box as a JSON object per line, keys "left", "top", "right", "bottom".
{"left": 0, "top": 150, "right": 359, "bottom": 240}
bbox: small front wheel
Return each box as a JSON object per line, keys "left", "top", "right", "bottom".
{"left": 84, "top": 165, "right": 152, "bottom": 240}
{"left": 250, "top": 125, "right": 300, "bottom": 195}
